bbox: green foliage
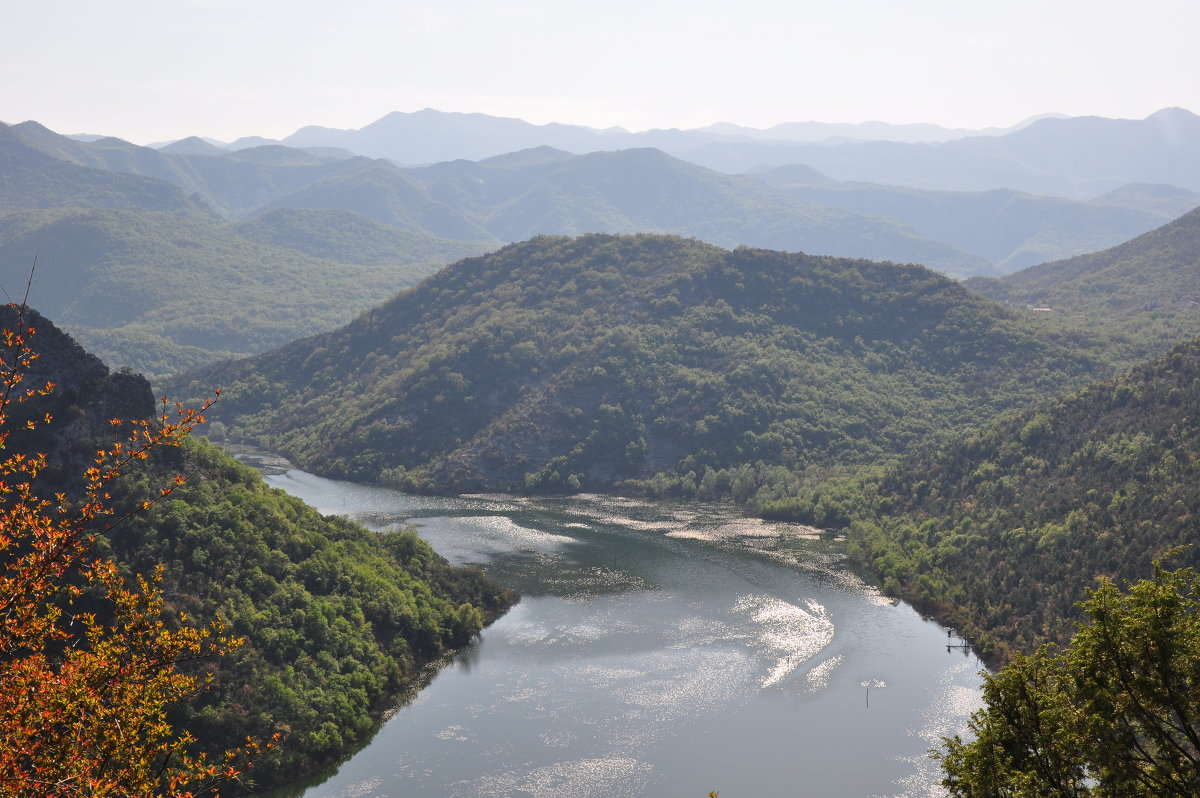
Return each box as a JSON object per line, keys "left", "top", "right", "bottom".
{"left": 169, "top": 233, "right": 1097, "bottom": 499}
{"left": 104, "top": 438, "right": 514, "bottom": 788}
{"left": 967, "top": 206, "right": 1200, "bottom": 367}
{"left": 938, "top": 562, "right": 1200, "bottom": 797}
{"left": 1, "top": 307, "right": 514, "bottom": 791}
{"left": 848, "top": 338, "right": 1200, "bottom": 661}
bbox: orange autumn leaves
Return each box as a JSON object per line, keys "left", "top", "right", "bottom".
{"left": 0, "top": 304, "right": 252, "bottom": 797}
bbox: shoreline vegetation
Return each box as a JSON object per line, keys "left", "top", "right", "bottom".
{"left": 0, "top": 305, "right": 516, "bottom": 793}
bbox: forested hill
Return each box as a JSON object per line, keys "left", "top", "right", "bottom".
{"left": 848, "top": 338, "right": 1200, "bottom": 663}
{"left": 0, "top": 208, "right": 484, "bottom": 378}
{"left": 169, "top": 234, "right": 1096, "bottom": 497}
{"left": 966, "top": 206, "right": 1200, "bottom": 363}
{"left": 3, "top": 305, "right": 513, "bottom": 790}
{"left": 0, "top": 123, "right": 208, "bottom": 216}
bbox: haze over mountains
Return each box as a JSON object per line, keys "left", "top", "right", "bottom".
{"left": 216, "top": 108, "right": 1048, "bottom": 165}
{"left": 1, "top": 119, "right": 991, "bottom": 275}
{"left": 757, "top": 173, "right": 1200, "bottom": 272}
{"left": 2, "top": 107, "right": 1198, "bottom": 379}
{"left": 178, "top": 107, "right": 1200, "bottom": 197}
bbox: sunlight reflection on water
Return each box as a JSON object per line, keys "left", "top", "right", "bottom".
{"left": 255, "top": 467, "right": 984, "bottom": 798}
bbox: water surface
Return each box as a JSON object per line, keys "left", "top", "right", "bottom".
{"left": 261, "top": 466, "right": 983, "bottom": 798}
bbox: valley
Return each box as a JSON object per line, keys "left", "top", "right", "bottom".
{"left": 3, "top": 105, "right": 1200, "bottom": 796}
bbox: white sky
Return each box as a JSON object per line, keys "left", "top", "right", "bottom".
{"left": 2, "top": 0, "right": 1197, "bottom": 144}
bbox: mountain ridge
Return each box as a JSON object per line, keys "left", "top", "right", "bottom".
{"left": 166, "top": 107, "right": 1200, "bottom": 197}
{"left": 965, "top": 206, "right": 1200, "bottom": 362}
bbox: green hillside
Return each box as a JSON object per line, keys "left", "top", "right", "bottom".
{"left": 232, "top": 207, "right": 489, "bottom": 265}
{"left": 256, "top": 160, "right": 495, "bottom": 240}
{"left": 6, "top": 121, "right": 366, "bottom": 217}
{"left": 967, "top": 206, "right": 1200, "bottom": 363}
{"left": 168, "top": 234, "right": 1096, "bottom": 497}
{"left": 3, "top": 304, "right": 513, "bottom": 790}
{"left": 0, "top": 208, "right": 470, "bottom": 377}
{"left": 0, "top": 123, "right": 208, "bottom": 215}
{"left": 111, "top": 438, "right": 511, "bottom": 788}
{"left": 846, "top": 338, "right": 1200, "bottom": 663}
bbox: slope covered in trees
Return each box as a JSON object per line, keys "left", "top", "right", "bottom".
{"left": 1, "top": 305, "right": 513, "bottom": 790}
{"left": 0, "top": 208, "right": 483, "bottom": 377}
{"left": 0, "top": 123, "right": 208, "bottom": 216}
{"left": 844, "top": 337, "right": 1200, "bottom": 663}
{"left": 967, "top": 205, "right": 1200, "bottom": 363}
{"left": 169, "top": 234, "right": 1096, "bottom": 497}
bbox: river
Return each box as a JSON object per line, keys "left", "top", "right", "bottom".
{"left": 257, "top": 465, "right": 984, "bottom": 798}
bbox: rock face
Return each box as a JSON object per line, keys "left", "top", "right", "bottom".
{"left": 0, "top": 303, "right": 154, "bottom": 486}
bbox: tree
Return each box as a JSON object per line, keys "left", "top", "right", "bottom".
{"left": 938, "top": 558, "right": 1200, "bottom": 797}
{"left": 0, "top": 303, "right": 253, "bottom": 797}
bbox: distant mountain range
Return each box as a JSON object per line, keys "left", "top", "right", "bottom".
{"left": 678, "top": 109, "right": 1200, "bottom": 196}
{"left": 0, "top": 207, "right": 484, "bottom": 377}
{"left": 235, "top": 108, "right": 1047, "bottom": 164}
{"left": 4, "top": 114, "right": 1199, "bottom": 376}
{"left": 754, "top": 171, "right": 1200, "bottom": 272}
{"left": 0, "top": 119, "right": 997, "bottom": 280}
{"left": 167, "top": 109, "right": 1049, "bottom": 162}
{"left": 153, "top": 107, "right": 1200, "bottom": 198}
{"left": 697, "top": 115, "right": 1058, "bottom": 144}
{"left": 12, "top": 118, "right": 1198, "bottom": 281}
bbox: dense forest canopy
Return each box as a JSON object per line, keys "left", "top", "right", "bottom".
{"left": 939, "top": 562, "right": 1200, "bottom": 797}
{"left": 841, "top": 337, "right": 1200, "bottom": 663}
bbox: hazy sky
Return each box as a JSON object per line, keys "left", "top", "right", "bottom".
{"left": 3, "top": 0, "right": 1197, "bottom": 144}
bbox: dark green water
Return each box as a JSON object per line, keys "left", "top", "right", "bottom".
{"left": 263, "top": 467, "right": 983, "bottom": 798}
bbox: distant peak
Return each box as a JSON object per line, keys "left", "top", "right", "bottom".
{"left": 1147, "top": 106, "right": 1199, "bottom": 121}
{"left": 13, "top": 120, "right": 55, "bottom": 134}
